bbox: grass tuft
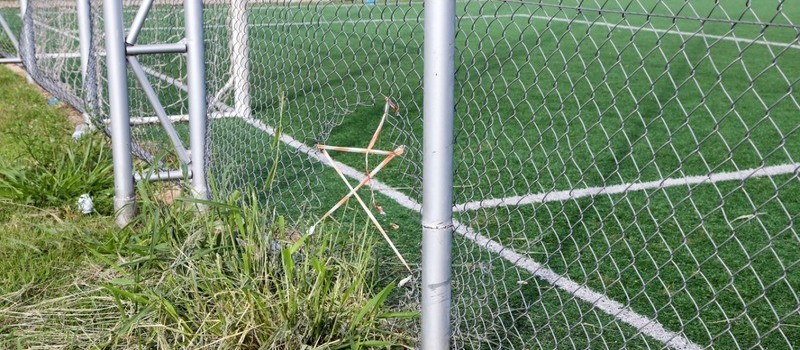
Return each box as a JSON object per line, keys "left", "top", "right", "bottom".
{"left": 0, "top": 132, "right": 114, "bottom": 214}
{"left": 2, "top": 191, "right": 416, "bottom": 349}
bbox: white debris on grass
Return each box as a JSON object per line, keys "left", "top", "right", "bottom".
{"left": 77, "top": 193, "right": 94, "bottom": 214}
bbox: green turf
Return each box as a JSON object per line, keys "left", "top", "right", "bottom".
{"left": 19, "top": 1, "right": 800, "bottom": 348}
{"left": 459, "top": 174, "right": 800, "bottom": 348}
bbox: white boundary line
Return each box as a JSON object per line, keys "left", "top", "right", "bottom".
{"left": 235, "top": 115, "right": 423, "bottom": 211}
{"left": 101, "top": 112, "right": 239, "bottom": 125}
{"left": 454, "top": 222, "right": 702, "bottom": 350}
{"left": 455, "top": 163, "right": 800, "bottom": 212}
{"left": 535, "top": 14, "right": 800, "bottom": 50}
{"left": 171, "top": 12, "right": 799, "bottom": 50}
{"left": 35, "top": 51, "right": 107, "bottom": 59}
{"left": 33, "top": 4, "right": 800, "bottom": 50}
{"left": 233, "top": 115, "right": 701, "bottom": 350}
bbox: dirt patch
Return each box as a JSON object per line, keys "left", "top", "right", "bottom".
{"left": 154, "top": 183, "right": 182, "bottom": 205}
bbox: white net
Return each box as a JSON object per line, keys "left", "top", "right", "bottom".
{"left": 25, "top": 0, "right": 88, "bottom": 110}
{"left": 0, "top": 1, "right": 20, "bottom": 59}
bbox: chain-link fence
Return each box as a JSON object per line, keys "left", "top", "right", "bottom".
{"left": 449, "top": 2, "right": 799, "bottom": 348}
{"left": 4, "top": 0, "right": 799, "bottom": 348}
{"left": 207, "top": 1, "right": 800, "bottom": 348}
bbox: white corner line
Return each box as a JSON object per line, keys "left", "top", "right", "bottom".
{"left": 235, "top": 115, "right": 700, "bottom": 349}
{"left": 453, "top": 221, "right": 703, "bottom": 350}
{"left": 236, "top": 115, "right": 423, "bottom": 212}
{"left": 135, "top": 11, "right": 798, "bottom": 50}
{"left": 191, "top": 12, "right": 799, "bottom": 50}
{"left": 455, "top": 163, "right": 800, "bottom": 212}
{"left": 519, "top": 14, "right": 800, "bottom": 50}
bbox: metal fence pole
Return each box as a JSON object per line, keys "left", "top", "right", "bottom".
{"left": 125, "top": 0, "right": 154, "bottom": 45}
{"left": 18, "top": 0, "right": 34, "bottom": 83}
{"left": 103, "top": 0, "right": 136, "bottom": 226}
{"left": 421, "top": 0, "right": 456, "bottom": 348}
{"left": 230, "top": 0, "right": 251, "bottom": 119}
{"left": 184, "top": 0, "right": 209, "bottom": 200}
{"left": 77, "top": 0, "right": 96, "bottom": 129}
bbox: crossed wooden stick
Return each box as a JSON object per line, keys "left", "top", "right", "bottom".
{"left": 311, "top": 97, "right": 412, "bottom": 274}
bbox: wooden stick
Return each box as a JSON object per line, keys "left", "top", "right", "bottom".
{"left": 317, "top": 144, "right": 394, "bottom": 155}
{"left": 312, "top": 146, "right": 404, "bottom": 226}
{"left": 320, "top": 149, "right": 412, "bottom": 273}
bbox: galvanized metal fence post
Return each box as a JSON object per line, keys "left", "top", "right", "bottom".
{"left": 18, "top": 0, "right": 34, "bottom": 83}
{"left": 125, "top": 0, "right": 153, "bottom": 45}
{"left": 103, "top": 0, "right": 136, "bottom": 226}
{"left": 77, "top": 0, "right": 97, "bottom": 129}
{"left": 421, "top": 0, "right": 456, "bottom": 348}
{"left": 184, "top": 0, "right": 209, "bottom": 200}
